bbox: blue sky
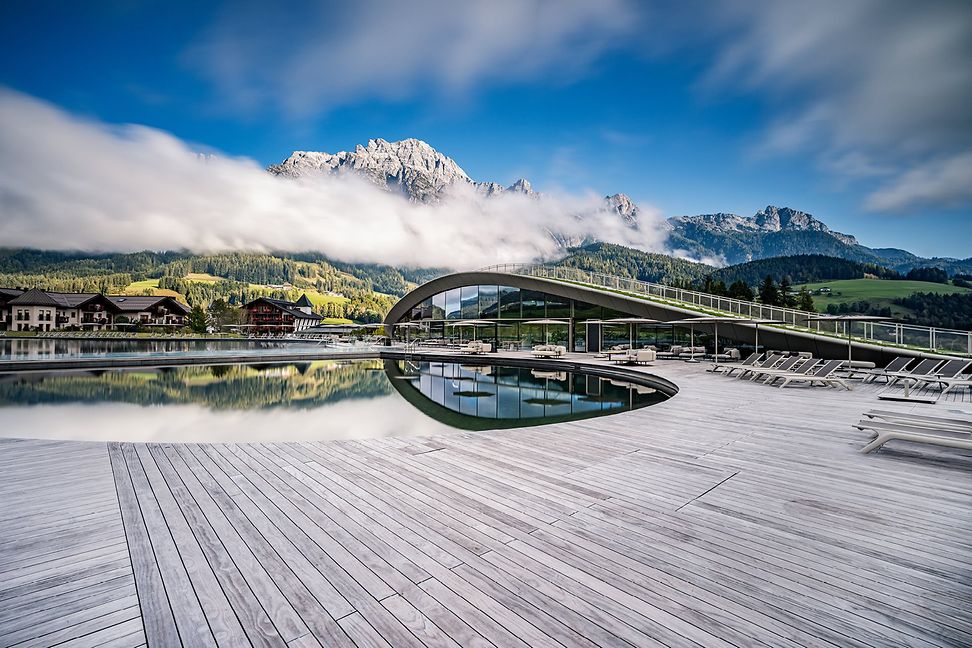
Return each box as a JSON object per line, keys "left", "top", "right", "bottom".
{"left": 1, "top": 0, "right": 970, "bottom": 259}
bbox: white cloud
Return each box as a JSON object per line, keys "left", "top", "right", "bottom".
{"left": 190, "top": 0, "right": 637, "bottom": 116}
{"left": 0, "top": 90, "right": 666, "bottom": 269}
{"left": 864, "top": 152, "right": 972, "bottom": 212}
{"left": 699, "top": 0, "right": 972, "bottom": 212}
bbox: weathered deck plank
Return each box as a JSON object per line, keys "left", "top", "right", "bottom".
{"left": 2, "top": 355, "right": 971, "bottom": 647}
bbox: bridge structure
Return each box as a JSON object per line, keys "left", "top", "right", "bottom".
{"left": 385, "top": 265, "right": 972, "bottom": 365}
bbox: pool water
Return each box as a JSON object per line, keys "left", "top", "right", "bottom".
{"left": 0, "top": 359, "right": 670, "bottom": 443}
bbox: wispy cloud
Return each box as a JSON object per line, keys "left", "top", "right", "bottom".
{"left": 699, "top": 0, "right": 972, "bottom": 212}
{"left": 189, "top": 0, "right": 637, "bottom": 117}
{"left": 0, "top": 90, "right": 666, "bottom": 268}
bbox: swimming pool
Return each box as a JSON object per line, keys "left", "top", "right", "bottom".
{"left": 0, "top": 358, "right": 671, "bottom": 442}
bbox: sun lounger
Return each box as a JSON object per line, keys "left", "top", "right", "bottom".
{"left": 725, "top": 353, "right": 784, "bottom": 378}
{"left": 743, "top": 355, "right": 803, "bottom": 381}
{"left": 844, "top": 356, "right": 912, "bottom": 382}
{"left": 759, "top": 358, "right": 820, "bottom": 384}
{"left": 708, "top": 352, "right": 760, "bottom": 374}
{"left": 858, "top": 410, "right": 972, "bottom": 434}
{"left": 854, "top": 414, "right": 972, "bottom": 453}
{"left": 900, "top": 359, "right": 972, "bottom": 393}
{"left": 883, "top": 359, "right": 945, "bottom": 387}
{"left": 775, "top": 359, "right": 850, "bottom": 389}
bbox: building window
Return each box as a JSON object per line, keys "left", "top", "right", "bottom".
{"left": 520, "top": 289, "right": 546, "bottom": 318}
{"left": 445, "top": 288, "right": 461, "bottom": 320}
{"left": 478, "top": 285, "right": 498, "bottom": 319}
{"left": 460, "top": 285, "right": 479, "bottom": 319}
{"left": 498, "top": 286, "right": 520, "bottom": 319}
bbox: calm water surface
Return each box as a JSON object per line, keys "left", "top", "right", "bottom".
{"left": 0, "top": 359, "right": 669, "bottom": 443}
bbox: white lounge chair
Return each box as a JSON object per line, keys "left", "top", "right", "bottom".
{"left": 900, "top": 359, "right": 972, "bottom": 394}
{"left": 844, "top": 356, "right": 912, "bottom": 383}
{"left": 708, "top": 352, "right": 760, "bottom": 374}
{"left": 725, "top": 353, "right": 784, "bottom": 378}
{"left": 883, "top": 359, "right": 945, "bottom": 387}
{"left": 758, "top": 358, "right": 820, "bottom": 384}
{"left": 742, "top": 355, "right": 803, "bottom": 381}
{"left": 854, "top": 414, "right": 972, "bottom": 453}
{"left": 775, "top": 359, "right": 850, "bottom": 390}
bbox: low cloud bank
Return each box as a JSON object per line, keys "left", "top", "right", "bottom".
{"left": 0, "top": 90, "right": 666, "bottom": 269}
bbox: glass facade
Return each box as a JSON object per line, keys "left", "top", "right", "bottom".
{"left": 395, "top": 284, "right": 683, "bottom": 353}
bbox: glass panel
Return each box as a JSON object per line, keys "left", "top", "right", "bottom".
{"left": 520, "top": 290, "right": 545, "bottom": 319}
{"left": 460, "top": 285, "right": 479, "bottom": 319}
{"left": 431, "top": 292, "right": 446, "bottom": 320}
{"left": 572, "top": 300, "right": 601, "bottom": 322}
{"left": 573, "top": 321, "right": 586, "bottom": 352}
{"left": 419, "top": 297, "right": 432, "bottom": 320}
{"left": 478, "top": 285, "right": 499, "bottom": 319}
{"left": 499, "top": 286, "right": 520, "bottom": 319}
{"left": 445, "top": 288, "right": 461, "bottom": 320}
{"left": 545, "top": 293, "right": 570, "bottom": 318}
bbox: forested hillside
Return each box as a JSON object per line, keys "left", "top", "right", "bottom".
{"left": 551, "top": 243, "right": 712, "bottom": 285}
{"left": 0, "top": 249, "right": 445, "bottom": 322}
{"left": 712, "top": 255, "right": 899, "bottom": 286}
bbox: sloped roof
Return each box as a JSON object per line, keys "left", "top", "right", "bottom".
{"left": 48, "top": 292, "right": 103, "bottom": 308}
{"left": 8, "top": 288, "right": 62, "bottom": 307}
{"left": 244, "top": 296, "right": 322, "bottom": 320}
{"left": 107, "top": 295, "right": 190, "bottom": 314}
{"left": 295, "top": 294, "right": 313, "bottom": 308}
{"left": 0, "top": 288, "right": 24, "bottom": 300}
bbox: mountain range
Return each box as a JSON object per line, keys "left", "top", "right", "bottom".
{"left": 268, "top": 138, "right": 970, "bottom": 274}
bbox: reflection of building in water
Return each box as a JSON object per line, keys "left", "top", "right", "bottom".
{"left": 385, "top": 360, "right": 668, "bottom": 429}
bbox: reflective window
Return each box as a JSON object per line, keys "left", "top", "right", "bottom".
{"left": 520, "top": 290, "right": 546, "bottom": 319}
{"left": 460, "top": 286, "right": 479, "bottom": 319}
{"left": 432, "top": 292, "right": 446, "bottom": 320}
{"left": 445, "top": 288, "right": 461, "bottom": 320}
{"left": 545, "top": 293, "right": 570, "bottom": 318}
{"left": 478, "top": 285, "right": 499, "bottom": 319}
{"left": 499, "top": 286, "right": 520, "bottom": 319}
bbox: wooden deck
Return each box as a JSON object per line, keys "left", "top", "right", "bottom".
{"left": 2, "top": 357, "right": 971, "bottom": 647}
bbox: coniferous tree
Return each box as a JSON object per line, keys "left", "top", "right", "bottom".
{"left": 759, "top": 275, "right": 780, "bottom": 306}
{"left": 779, "top": 276, "right": 796, "bottom": 308}
{"left": 727, "top": 280, "right": 755, "bottom": 301}
{"left": 797, "top": 286, "right": 815, "bottom": 312}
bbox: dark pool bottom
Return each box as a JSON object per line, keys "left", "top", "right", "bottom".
{"left": 0, "top": 357, "right": 675, "bottom": 443}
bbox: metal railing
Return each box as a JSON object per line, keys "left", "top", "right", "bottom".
{"left": 479, "top": 263, "right": 972, "bottom": 357}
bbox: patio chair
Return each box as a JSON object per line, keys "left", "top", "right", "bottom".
{"left": 859, "top": 410, "right": 972, "bottom": 433}
{"left": 844, "top": 356, "right": 912, "bottom": 383}
{"left": 532, "top": 344, "right": 566, "bottom": 358}
{"left": 776, "top": 359, "right": 850, "bottom": 390}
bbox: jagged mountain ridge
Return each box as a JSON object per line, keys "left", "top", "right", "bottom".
{"left": 269, "top": 138, "right": 968, "bottom": 273}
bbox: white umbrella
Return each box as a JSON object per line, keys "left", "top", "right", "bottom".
{"left": 667, "top": 316, "right": 757, "bottom": 364}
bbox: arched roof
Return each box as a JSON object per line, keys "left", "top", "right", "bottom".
{"left": 387, "top": 271, "right": 951, "bottom": 365}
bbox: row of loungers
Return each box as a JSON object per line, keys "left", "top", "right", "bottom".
{"left": 846, "top": 357, "right": 972, "bottom": 395}
{"left": 854, "top": 409, "right": 972, "bottom": 453}
{"left": 708, "top": 353, "right": 851, "bottom": 389}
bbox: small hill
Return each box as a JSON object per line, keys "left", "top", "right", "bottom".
{"left": 712, "top": 254, "right": 898, "bottom": 287}
{"left": 550, "top": 242, "right": 713, "bottom": 285}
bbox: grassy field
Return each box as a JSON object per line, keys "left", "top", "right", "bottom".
{"left": 796, "top": 278, "right": 971, "bottom": 315}
{"left": 184, "top": 272, "right": 223, "bottom": 283}
{"left": 118, "top": 278, "right": 182, "bottom": 299}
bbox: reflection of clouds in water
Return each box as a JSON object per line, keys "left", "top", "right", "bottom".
{"left": 0, "top": 395, "right": 456, "bottom": 443}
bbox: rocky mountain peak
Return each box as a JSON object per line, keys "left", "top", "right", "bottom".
{"left": 268, "top": 137, "right": 472, "bottom": 202}
{"left": 508, "top": 178, "right": 534, "bottom": 195}
{"left": 605, "top": 193, "right": 639, "bottom": 225}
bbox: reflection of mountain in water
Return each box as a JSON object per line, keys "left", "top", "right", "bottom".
{"left": 0, "top": 360, "right": 393, "bottom": 410}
